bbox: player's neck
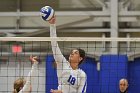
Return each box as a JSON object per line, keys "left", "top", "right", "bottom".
{"left": 120, "top": 90, "right": 128, "bottom": 93}
{"left": 70, "top": 63, "right": 78, "bottom": 70}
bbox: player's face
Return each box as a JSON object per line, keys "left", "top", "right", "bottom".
{"left": 69, "top": 49, "right": 82, "bottom": 64}
{"left": 119, "top": 81, "right": 128, "bottom": 92}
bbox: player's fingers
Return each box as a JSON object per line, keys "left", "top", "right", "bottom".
{"left": 33, "top": 56, "right": 37, "bottom": 59}
{"left": 49, "top": 17, "right": 55, "bottom": 24}
{"left": 30, "top": 55, "right": 32, "bottom": 59}
{"left": 29, "top": 55, "right": 33, "bottom": 61}
{"left": 29, "top": 55, "right": 38, "bottom": 63}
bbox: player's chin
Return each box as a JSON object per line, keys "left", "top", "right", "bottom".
{"left": 120, "top": 90, "right": 125, "bottom": 92}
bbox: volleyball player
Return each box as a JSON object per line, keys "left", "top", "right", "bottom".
{"left": 119, "top": 78, "right": 129, "bottom": 93}
{"left": 49, "top": 16, "right": 87, "bottom": 93}
{"left": 12, "top": 56, "right": 38, "bottom": 93}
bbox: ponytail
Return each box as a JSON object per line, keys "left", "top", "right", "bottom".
{"left": 13, "top": 78, "right": 24, "bottom": 93}
{"left": 12, "top": 89, "right": 18, "bottom": 93}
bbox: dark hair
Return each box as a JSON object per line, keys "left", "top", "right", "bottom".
{"left": 77, "top": 48, "right": 85, "bottom": 65}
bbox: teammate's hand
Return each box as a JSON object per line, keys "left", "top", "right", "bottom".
{"left": 29, "top": 55, "right": 38, "bottom": 64}
{"left": 48, "top": 16, "right": 55, "bottom": 24}
{"left": 50, "top": 89, "right": 62, "bottom": 93}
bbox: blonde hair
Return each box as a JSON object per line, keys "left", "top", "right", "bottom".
{"left": 13, "top": 89, "right": 18, "bottom": 93}
{"left": 13, "top": 78, "right": 25, "bottom": 93}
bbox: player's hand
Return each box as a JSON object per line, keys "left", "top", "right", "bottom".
{"left": 50, "top": 89, "right": 62, "bottom": 93}
{"left": 29, "top": 55, "right": 38, "bottom": 64}
{"left": 48, "top": 16, "right": 55, "bottom": 24}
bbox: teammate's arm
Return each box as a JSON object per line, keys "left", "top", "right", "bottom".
{"left": 50, "top": 89, "right": 63, "bottom": 93}
{"left": 19, "top": 56, "right": 38, "bottom": 93}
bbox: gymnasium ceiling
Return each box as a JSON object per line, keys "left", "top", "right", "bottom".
{"left": 0, "top": 0, "right": 140, "bottom": 37}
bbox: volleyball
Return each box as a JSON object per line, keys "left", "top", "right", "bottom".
{"left": 40, "top": 6, "right": 54, "bottom": 21}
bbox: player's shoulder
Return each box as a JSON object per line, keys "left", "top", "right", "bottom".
{"left": 78, "top": 68, "right": 86, "bottom": 77}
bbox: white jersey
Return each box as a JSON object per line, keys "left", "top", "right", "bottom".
{"left": 50, "top": 24, "right": 87, "bottom": 93}
{"left": 19, "top": 63, "right": 38, "bottom": 93}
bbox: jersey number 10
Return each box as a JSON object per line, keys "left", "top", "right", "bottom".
{"left": 67, "top": 75, "right": 76, "bottom": 85}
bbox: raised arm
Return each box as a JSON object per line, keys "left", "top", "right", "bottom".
{"left": 49, "top": 23, "right": 67, "bottom": 63}
{"left": 49, "top": 17, "right": 69, "bottom": 73}
{"left": 19, "top": 56, "right": 38, "bottom": 93}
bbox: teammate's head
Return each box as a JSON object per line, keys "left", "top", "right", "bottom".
{"left": 69, "top": 48, "right": 85, "bottom": 65}
{"left": 119, "top": 78, "right": 128, "bottom": 92}
{"left": 13, "top": 77, "right": 26, "bottom": 93}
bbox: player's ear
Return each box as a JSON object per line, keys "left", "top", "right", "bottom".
{"left": 79, "top": 57, "right": 83, "bottom": 61}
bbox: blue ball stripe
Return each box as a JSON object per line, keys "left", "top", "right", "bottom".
{"left": 41, "top": 6, "right": 52, "bottom": 20}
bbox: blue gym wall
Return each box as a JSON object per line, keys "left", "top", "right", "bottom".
{"left": 79, "top": 57, "right": 99, "bottom": 93}
{"left": 100, "top": 55, "right": 128, "bottom": 93}
{"left": 128, "top": 57, "right": 140, "bottom": 92}
{"left": 46, "top": 55, "right": 58, "bottom": 93}
{"left": 45, "top": 54, "right": 128, "bottom": 93}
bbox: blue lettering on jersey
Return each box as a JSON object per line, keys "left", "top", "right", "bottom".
{"left": 67, "top": 75, "right": 76, "bottom": 85}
